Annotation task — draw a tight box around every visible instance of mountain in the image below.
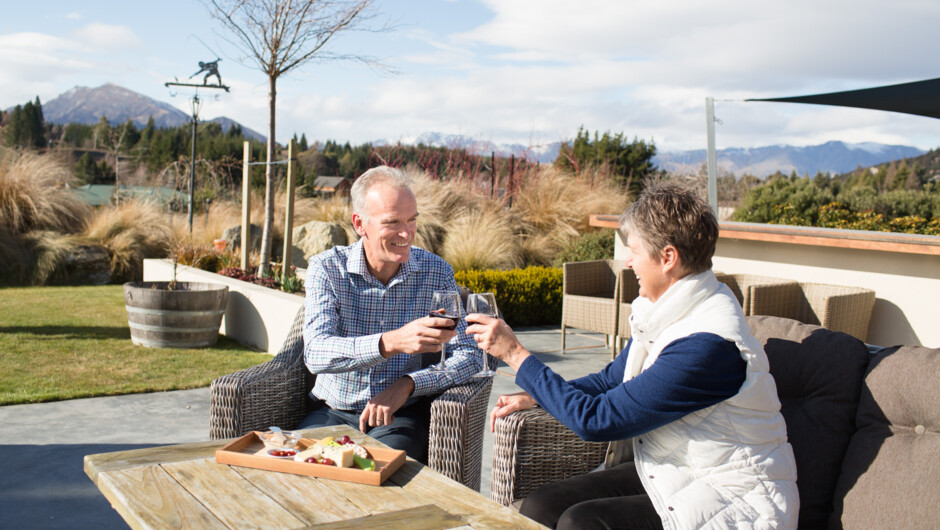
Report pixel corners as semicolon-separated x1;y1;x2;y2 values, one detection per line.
205;116;266;143
376;133;924;178
374;132;562;164
653;141;926;178
35;83;265;141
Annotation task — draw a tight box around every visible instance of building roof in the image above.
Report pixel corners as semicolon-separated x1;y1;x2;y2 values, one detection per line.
311;176;350;191
70;184;187;206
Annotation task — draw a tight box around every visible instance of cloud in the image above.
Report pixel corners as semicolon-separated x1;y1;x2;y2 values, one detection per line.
65;12;82;21
70;23;142;52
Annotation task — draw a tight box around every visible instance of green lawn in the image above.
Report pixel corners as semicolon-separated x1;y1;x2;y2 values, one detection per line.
0;284;273;405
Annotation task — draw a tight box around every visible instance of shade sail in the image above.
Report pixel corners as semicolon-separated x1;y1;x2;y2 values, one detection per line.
746;77;940;120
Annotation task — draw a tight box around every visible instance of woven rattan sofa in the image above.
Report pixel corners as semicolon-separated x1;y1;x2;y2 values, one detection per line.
491;315;939;528
210;306;495;491
560;259;627;358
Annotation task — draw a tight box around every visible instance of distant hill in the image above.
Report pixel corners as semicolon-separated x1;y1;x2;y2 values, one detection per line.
375;133;925;179
373;132;562;164
653;141;926;178
34;83;265;142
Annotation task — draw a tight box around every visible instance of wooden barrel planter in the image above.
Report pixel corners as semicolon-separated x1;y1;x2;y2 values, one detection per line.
123;281;229;348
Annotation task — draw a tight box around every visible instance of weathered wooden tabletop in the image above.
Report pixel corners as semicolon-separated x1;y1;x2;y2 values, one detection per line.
84;424;544;529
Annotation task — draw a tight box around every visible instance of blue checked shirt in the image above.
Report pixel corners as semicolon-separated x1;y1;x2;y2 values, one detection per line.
303;240;483;411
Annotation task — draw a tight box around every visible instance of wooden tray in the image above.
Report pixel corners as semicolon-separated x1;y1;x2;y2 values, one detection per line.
215;432;406;486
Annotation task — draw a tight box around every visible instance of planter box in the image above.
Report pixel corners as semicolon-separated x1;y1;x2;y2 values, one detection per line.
143;259;304;354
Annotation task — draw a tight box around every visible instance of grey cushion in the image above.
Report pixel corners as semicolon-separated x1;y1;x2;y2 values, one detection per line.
828;345;940;529
746;315;871;530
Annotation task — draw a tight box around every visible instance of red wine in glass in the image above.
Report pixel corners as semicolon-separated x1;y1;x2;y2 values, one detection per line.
429;311;460;330
429;290;461;371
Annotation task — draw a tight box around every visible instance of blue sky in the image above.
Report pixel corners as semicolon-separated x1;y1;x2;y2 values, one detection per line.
3;0;940;153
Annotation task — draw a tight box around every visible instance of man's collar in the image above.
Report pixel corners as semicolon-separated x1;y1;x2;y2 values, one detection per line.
347;240;420;285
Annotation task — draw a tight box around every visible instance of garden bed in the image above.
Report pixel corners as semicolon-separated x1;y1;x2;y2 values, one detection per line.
143;259;305;354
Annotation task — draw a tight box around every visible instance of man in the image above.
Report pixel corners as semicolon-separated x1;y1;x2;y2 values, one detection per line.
300;165;481;462
467;186;798;529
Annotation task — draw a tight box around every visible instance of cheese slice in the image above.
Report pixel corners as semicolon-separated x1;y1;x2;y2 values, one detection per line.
293;447;321;463
314;443;354;467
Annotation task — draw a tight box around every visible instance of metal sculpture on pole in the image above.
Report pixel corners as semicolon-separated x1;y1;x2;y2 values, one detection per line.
164;60;230;233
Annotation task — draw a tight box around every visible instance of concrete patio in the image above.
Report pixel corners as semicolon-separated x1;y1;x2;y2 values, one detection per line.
0;327;614;529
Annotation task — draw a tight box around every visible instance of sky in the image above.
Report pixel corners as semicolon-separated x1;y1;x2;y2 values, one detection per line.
2;0;940;154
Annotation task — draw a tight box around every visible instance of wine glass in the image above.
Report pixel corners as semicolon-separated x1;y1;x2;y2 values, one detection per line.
428;290;461;371
467;292;498;377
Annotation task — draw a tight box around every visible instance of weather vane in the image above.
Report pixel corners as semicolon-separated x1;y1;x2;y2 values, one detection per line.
163;57;231;234
165;58;230;92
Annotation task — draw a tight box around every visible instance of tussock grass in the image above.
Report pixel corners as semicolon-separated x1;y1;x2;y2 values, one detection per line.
20;230;90;285
83;199;173;282
0;149;89;234
442;204;524;271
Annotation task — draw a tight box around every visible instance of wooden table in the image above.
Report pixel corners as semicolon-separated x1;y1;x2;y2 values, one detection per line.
84;425;544;529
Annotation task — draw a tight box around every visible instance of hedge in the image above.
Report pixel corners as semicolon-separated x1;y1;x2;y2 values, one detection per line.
455;266;563;327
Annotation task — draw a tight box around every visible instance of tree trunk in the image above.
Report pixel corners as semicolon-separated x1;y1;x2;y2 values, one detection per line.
258;75;277;276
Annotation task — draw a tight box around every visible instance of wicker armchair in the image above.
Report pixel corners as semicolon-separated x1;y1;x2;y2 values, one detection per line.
561;259;627;358
790;282;876;341
209;306;495;491
615;268;641;355
490;407;607;507
713;273;801;316
714;274;876;341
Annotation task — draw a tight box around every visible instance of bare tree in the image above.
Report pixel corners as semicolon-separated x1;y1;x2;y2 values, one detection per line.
203;0;384;274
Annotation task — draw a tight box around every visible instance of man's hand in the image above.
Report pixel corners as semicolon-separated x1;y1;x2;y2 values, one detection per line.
358;376;415;432
465;314;531;370
489;391;537;432
379;316;458;358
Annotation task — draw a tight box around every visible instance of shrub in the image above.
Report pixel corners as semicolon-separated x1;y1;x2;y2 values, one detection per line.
553;230;615;267
0;149;89;235
442;205;523;271
83;199;173;282
455;266;562;327
734;175;833;225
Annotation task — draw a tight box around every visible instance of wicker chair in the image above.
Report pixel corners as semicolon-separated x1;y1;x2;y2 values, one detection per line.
713;273;801;316
789;282;876;341
714;274;876;341
209;305;495;491
561;259;627;358
615;268;641;355
490;407;607;507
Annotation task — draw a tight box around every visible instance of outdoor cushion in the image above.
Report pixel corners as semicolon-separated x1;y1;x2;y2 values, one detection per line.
828;345;940;529
746;315;871;530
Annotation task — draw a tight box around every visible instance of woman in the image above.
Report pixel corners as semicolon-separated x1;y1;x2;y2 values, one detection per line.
466;186;798;529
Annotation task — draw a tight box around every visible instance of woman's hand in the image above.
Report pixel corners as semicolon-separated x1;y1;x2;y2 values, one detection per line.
489;391;537;432
465;313;531;370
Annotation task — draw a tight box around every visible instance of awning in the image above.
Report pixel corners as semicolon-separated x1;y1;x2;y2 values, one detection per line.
746;77;940;120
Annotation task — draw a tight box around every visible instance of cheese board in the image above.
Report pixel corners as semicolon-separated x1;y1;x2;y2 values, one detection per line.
215;431;406;486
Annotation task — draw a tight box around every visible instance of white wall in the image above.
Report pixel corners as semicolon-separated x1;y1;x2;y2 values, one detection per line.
613;231;940;347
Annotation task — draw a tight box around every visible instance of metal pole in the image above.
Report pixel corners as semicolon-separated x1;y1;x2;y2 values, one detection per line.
281;139;296;284
241;141;251;270
705;97;718;216
188;94;200;234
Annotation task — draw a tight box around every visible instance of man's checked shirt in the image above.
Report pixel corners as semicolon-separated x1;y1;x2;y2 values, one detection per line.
303;240;482;411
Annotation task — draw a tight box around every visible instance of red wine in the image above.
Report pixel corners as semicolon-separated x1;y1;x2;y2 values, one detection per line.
429;311;459;330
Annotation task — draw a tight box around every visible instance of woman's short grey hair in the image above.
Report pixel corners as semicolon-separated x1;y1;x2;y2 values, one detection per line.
350;166;412;222
618;185;718;274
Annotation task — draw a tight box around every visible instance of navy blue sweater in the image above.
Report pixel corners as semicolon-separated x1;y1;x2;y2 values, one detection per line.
515;333;747;442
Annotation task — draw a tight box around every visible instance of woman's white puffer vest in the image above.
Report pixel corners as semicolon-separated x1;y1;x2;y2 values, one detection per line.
626;272;799;529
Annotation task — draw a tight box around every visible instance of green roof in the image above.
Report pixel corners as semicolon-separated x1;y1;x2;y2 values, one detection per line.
70;184;187;206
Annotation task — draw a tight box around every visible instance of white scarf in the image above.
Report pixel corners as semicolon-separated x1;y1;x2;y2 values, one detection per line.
623;271;721;382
